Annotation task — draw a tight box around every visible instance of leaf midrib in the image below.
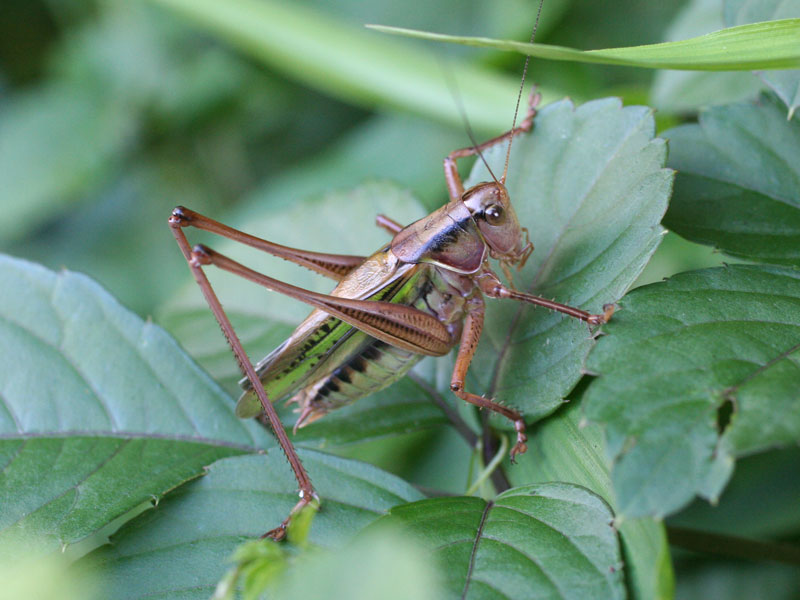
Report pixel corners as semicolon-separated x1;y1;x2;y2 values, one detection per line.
0;431;262;453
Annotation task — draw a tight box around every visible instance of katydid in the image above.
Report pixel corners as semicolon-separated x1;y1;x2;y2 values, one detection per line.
168;8;613;541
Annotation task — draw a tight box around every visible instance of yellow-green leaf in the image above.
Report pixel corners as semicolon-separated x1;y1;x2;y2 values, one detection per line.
369;19;800;71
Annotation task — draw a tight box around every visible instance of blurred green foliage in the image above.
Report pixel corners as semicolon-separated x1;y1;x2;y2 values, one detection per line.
2;0;798;598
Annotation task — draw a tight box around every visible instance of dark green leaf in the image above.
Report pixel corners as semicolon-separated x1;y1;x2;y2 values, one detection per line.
466;98;671;422
377;483;624;599
675;561;800;600
84;451;423;599
584;264;800;518
670;446;800;539
0;255;272;556
663;93;800;266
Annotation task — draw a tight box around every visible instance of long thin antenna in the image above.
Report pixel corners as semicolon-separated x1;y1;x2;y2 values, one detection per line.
441;60;499;184
501;0;545;184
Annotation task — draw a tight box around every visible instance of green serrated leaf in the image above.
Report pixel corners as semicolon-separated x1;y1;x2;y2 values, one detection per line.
584;264;800;518
663;93;800;266
376;483;624;599
82;450;423;599
466;98;671;422
370;18;800;71
0;255;273;557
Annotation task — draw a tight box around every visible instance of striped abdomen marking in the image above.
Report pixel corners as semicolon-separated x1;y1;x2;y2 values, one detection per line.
291;337;423;427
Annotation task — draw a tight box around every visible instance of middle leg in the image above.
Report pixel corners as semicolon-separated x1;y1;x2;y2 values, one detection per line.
375;214;404;235
450;294;528;461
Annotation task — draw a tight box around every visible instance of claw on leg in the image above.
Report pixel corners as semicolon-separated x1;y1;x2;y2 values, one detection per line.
509;419;528;463
260;490;320;541
587;303;616;326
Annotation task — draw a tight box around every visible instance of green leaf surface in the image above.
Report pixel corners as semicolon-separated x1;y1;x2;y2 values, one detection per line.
377;483;624;599
370;18;800;71
84;450;423;599
669;446;800;540
146;0;558;134
0;255;273;556
465;98;671;422
663;93;800;266
725;0;800;118
584;264;800;518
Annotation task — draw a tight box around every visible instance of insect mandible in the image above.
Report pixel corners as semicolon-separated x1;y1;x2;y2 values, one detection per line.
168;15;614;541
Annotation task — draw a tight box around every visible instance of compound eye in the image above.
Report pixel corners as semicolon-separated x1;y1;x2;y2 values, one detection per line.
484;204;505;225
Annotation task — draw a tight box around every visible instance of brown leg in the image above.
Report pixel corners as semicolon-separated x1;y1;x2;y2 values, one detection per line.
450;295;528;461
478;269;615;325
444;90;541;202
375;214;404;235
170;206;364;281
169;215;315;541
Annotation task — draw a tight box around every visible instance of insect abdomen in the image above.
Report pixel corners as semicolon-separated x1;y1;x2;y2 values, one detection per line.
291;264;471;426
289;335;423;426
